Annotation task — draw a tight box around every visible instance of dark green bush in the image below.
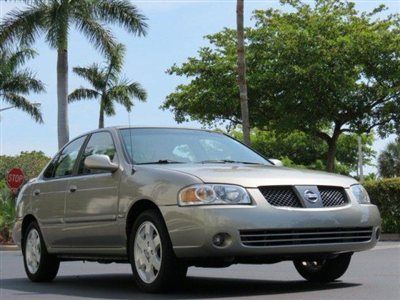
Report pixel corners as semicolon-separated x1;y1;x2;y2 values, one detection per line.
0;187;15;244
364;178;400;233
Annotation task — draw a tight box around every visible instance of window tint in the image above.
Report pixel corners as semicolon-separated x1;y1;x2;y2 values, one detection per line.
52;136;86;178
78;132;116;174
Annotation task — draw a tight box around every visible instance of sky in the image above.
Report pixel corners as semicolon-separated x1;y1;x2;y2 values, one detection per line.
0;0;398;174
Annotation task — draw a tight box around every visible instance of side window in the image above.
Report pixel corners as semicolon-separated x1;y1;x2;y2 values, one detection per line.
78;132;116;175
52;136;86;178
43;155;60;179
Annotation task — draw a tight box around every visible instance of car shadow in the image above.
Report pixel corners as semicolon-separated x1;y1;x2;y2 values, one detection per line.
0;274;360;299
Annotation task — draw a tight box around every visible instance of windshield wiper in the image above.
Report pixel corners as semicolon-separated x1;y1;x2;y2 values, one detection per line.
198;159;265;165
137;159;186;165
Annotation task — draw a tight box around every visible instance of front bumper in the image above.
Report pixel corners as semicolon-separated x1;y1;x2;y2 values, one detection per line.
161;188;381;258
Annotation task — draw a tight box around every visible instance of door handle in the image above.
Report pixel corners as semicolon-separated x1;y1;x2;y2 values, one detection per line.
33;189;40;196
69;185;77;193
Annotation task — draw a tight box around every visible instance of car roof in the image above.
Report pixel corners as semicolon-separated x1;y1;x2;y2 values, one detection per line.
90;126;217;134
70;126;221;139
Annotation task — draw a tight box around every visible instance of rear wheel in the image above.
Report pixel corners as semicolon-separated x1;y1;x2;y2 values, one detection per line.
129;210;187;293
293;253;352;283
23;221;60;282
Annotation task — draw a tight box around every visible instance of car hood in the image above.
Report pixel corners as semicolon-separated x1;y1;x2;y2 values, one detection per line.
152;164;358;188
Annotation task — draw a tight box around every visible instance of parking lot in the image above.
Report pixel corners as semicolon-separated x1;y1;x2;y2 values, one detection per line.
1;242;399;300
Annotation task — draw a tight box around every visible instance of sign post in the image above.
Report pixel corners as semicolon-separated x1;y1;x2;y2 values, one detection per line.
6;168;25;194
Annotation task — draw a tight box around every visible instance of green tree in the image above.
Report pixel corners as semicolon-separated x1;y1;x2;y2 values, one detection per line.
0;151;50;180
232;128;374;175
163;0;400;172
69;44;146;128
378;140;400;178
0;0;147;149
0;47;43;122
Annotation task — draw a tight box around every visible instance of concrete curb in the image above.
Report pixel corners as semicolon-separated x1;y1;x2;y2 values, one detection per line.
381;233;400;241
0;245;19;251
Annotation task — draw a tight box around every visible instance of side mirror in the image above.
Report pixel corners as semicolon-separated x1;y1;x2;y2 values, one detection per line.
84;155;119;172
269;159;283;167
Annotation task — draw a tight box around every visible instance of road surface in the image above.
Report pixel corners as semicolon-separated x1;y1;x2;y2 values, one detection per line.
1;242;399;300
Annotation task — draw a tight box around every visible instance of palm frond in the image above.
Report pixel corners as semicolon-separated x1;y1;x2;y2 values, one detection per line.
0;47;44;123
108;43;125;79
72;65;106;90
102;99;116;116
94;0;148;37
6;48;37;70
107;81;147;111
72;13;116;56
45;0;69;49
0;2;48;46
1;71;45;94
125;81;147;101
68;88;100;103
1;93;43;123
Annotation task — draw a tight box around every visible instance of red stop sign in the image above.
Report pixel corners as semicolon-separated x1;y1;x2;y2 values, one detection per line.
6;168;25;193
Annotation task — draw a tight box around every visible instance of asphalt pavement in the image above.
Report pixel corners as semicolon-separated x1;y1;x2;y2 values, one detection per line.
1;242;399;300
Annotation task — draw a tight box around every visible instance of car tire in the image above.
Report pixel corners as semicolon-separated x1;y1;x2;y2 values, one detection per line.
129;209;187;293
293;253;352;283
23;221;60;282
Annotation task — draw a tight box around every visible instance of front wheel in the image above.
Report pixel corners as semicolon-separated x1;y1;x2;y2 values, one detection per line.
293;253;352;283
23;221;60;282
129;210;187;293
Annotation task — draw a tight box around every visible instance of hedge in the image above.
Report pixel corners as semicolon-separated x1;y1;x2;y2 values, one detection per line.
0;187;15;244
364;177;400;233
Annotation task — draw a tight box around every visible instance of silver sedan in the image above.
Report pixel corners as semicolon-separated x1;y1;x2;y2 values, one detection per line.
13;127;381;293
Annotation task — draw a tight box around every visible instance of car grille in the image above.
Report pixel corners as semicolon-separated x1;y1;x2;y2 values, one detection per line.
240;227;373;247
258;186;302;207
259;186;348;208
319;186;347;207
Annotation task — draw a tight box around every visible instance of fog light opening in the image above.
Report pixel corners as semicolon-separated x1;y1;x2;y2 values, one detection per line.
212;233;231;247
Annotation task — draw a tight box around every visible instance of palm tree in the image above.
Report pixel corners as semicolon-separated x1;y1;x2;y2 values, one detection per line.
0;47;44;122
69;44;146;128
236;0;251;146
0;0;147;149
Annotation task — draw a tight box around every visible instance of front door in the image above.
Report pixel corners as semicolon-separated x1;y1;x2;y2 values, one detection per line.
64;131;122;249
32;136;87;248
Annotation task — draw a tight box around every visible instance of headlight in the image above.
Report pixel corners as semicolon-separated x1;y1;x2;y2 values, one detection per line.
351;184;370;204
179;184;251;206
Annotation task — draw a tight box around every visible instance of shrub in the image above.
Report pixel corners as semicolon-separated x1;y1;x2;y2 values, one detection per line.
0;187;16;244
0;151;50;181
364;178;400;233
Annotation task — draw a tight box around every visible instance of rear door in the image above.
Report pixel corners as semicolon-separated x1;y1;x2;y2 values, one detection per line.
64;131;122;248
31;136;87;248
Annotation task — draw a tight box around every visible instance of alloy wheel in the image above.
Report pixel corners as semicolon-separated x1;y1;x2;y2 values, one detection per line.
134;221;162;284
25;228;41;274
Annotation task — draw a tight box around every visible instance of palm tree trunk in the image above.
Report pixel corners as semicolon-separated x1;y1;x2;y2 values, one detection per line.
57;49;69;149
99;100;105;129
236;0;251;146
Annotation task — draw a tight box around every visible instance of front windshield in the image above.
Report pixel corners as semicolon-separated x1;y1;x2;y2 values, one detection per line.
119;128;270;165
